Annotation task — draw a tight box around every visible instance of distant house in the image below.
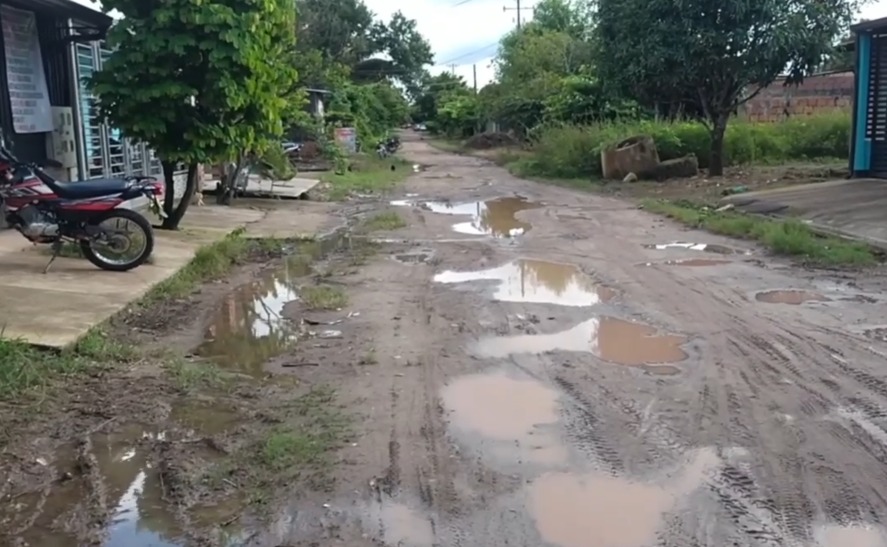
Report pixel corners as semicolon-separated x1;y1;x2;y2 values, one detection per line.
305;88;330;119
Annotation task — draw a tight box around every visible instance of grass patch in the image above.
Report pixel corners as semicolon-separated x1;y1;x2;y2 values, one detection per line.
74;328;139;361
361;211;406;231
643;199;877;266
164;357;223;391
0;338;90;399
299;285;348;310
322;155;412;200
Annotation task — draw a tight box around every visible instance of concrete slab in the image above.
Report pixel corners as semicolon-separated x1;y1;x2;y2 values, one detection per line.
0;205;264;348
721;178;887;248
242;176;320;199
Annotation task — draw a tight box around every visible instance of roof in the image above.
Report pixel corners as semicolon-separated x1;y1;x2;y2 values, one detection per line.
7;0;113;27
851;16;887;32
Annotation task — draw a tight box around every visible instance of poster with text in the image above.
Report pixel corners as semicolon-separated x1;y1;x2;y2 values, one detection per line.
1;5;53;133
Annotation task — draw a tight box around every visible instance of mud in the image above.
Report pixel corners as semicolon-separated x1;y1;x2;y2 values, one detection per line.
434;258;613;306
662;258;731;266
9;133;887;547
756;289;831;305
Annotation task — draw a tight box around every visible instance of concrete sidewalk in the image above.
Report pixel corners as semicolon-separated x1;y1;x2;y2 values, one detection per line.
0;205;284;347
720;178;887;249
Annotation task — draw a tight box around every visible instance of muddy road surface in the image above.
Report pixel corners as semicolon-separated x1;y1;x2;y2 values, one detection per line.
6;134;887;547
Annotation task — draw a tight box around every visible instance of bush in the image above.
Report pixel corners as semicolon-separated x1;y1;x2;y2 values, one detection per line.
523;111;851;179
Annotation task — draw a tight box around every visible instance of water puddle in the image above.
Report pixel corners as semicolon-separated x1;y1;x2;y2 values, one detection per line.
392;196;541;238
814;524;887;546
645;242;744;254
474;317;687;368
527;448;720;547
170;400;241;436
367;502;434;546
441;371;567;465
434;259;612;306
755;289;830;305
663;258;730;267
196;265;301;375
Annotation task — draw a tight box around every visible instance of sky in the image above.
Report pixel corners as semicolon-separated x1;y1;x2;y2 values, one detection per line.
71;0;887;90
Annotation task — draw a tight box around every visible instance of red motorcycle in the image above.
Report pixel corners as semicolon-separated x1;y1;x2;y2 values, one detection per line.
0;138;164;273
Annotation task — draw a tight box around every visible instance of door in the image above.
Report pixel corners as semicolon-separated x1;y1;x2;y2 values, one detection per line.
868;32;887;175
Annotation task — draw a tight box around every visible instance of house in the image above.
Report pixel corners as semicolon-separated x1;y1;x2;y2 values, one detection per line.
850;17;887;177
305;87;330;119
0;0;164;182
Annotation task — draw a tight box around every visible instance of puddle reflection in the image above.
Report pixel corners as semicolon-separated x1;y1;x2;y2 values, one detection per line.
527;448;720;547
197;265;301;374
434;259;611;306
474;317;687;369
392;196;541;238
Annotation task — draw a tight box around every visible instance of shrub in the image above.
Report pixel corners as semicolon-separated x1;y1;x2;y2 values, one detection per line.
524;111;851;178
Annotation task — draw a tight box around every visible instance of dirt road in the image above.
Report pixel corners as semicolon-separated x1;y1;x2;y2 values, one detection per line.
6;134;887;547
250;134;887;547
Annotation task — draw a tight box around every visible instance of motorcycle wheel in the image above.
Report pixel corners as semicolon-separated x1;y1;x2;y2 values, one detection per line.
80;208;155;272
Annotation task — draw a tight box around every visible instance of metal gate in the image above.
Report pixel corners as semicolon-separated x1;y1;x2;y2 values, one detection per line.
867;33;887;174
74;41;162;179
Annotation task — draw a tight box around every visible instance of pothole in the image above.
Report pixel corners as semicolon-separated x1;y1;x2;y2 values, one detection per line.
441;370;567;465
644;242;746;255
527;448;720;547
367;502;434;546
391;196;542;238
393;249;435;263
662;258;731;266
473;317;687;369
755;289;830;305
195;265;301;375
433;258;612;306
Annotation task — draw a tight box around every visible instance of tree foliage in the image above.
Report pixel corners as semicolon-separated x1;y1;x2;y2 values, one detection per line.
596;0;860;175
92;0;302;226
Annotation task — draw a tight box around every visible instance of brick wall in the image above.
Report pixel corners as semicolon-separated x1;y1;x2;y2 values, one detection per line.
741;71;854;122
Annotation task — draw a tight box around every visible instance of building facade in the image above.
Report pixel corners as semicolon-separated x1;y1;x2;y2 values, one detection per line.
851;17;887;177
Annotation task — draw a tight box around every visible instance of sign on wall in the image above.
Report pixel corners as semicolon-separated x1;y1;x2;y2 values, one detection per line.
0;5;53;133
334;127;357;153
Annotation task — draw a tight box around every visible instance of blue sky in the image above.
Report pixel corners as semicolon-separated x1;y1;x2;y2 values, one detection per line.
72;0;887;90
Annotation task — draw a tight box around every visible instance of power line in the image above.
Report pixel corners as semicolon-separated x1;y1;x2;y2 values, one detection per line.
453;0;475;5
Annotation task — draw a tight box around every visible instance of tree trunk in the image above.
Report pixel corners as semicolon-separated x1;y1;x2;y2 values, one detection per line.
160;162;198;230
708;116;729;177
216;153;247;206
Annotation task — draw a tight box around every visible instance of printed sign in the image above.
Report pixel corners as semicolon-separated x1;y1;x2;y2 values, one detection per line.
1;5;53;133
334;127;357;153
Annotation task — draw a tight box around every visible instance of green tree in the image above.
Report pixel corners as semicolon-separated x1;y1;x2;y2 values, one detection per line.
596;0;859;175
412;73;470;123
92;0;302;227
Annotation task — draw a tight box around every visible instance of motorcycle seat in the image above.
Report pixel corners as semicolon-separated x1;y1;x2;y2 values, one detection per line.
49;177;133;199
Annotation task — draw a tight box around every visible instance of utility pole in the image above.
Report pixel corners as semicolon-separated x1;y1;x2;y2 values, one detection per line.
503;1;533;29
473;64;477;92
450;64;456;75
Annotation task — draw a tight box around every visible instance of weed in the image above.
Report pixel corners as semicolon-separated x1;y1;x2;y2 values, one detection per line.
74;328;139;361
0;338;89;399
165;358;223;391
643;199;876;266
322;155;412;200
299;285;348;310
361;211;406;231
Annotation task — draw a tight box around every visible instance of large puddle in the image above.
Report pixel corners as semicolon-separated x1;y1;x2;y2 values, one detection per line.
441;371;567;465
196;264;302;375
434;259;612;306
474;317;687;370
392;196;541;237
527;448;720;547
645;242;744;255
755;289;830;305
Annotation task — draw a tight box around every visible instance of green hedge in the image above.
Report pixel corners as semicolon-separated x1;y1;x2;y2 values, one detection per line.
517;111;851;179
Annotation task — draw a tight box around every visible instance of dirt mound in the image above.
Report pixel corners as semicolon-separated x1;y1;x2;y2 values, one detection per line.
465;132;518;150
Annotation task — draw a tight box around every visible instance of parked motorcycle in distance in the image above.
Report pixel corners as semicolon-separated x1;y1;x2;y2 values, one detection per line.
376;136;401;158
0;132;164;273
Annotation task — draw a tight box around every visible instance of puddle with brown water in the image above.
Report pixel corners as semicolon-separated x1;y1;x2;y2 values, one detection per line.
474;317;687;368
196;264;302;375
663;258;730;266
367;502;434;546
392;196;542;237
441;371;567;464
527;448;720;547
755;289;830;305
434;259;612;306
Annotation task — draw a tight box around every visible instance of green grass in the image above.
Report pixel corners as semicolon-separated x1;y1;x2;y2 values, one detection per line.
144;229;251;302
165;357;224;391
643;199;877;266
260;387;349;468
0;338;90;399
299;285;348;310
73;328;139;361
322;155;412;200
361;211;406;231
